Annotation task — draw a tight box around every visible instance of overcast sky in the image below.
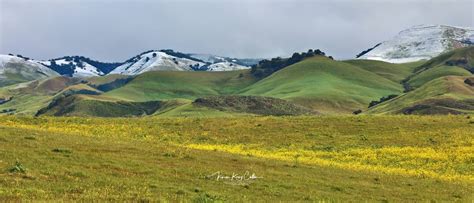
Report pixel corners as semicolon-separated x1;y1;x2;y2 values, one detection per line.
0;0;472;62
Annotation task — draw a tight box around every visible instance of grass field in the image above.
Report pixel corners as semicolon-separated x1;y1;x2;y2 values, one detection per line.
0;115;473;201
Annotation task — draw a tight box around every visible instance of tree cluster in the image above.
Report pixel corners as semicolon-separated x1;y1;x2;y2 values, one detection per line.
368;94;398;108
251;49;328;78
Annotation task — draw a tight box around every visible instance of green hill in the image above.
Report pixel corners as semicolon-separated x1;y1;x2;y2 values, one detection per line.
103;70;257;101
240;56;403;113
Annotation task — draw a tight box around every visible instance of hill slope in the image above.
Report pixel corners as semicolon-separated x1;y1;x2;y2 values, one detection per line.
368;76;474;114
241;56;404;113
406;46;474;90
343;59;423;83
104;70;257;101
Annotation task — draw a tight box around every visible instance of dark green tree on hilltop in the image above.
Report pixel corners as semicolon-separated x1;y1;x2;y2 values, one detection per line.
251;49;328;78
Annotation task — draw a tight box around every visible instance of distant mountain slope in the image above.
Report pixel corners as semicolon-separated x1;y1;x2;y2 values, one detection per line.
110;50;205;75
0;55;59;87
2;50;259;78
241;56;404;114
189;53;261;67
111;50;252;75
358;25;474;63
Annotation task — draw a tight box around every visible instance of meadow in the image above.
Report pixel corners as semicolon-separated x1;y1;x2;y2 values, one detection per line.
0;115;473;201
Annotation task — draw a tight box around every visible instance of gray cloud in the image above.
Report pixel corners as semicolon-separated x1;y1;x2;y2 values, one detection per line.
0;0;472;62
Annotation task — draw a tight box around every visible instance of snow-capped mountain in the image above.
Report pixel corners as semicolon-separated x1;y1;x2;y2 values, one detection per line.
190;54;261;67
110;50;206;75
38;56;122;77
0;50;261;78
110;50;256;75
206;62;249;71
357;24;474;63
0;54;59;86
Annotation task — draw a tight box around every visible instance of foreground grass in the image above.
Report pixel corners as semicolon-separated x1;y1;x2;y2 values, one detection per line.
0;115;473;201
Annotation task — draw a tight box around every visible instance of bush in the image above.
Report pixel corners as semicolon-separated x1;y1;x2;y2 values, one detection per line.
9;161;26;173
52;148;72;154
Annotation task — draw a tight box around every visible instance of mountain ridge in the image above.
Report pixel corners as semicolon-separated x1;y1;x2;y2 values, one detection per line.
0;50;260;78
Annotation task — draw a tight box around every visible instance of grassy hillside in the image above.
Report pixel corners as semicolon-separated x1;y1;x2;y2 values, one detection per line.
0;116;472;201
407;65;471;88
104;70;257;101
155;101;252;117
35;94;165;117
343;59;423;83
368;76;474;114
241;56;404;113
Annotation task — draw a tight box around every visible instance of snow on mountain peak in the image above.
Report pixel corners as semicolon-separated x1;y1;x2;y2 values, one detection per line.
37;56;123;78
110;50;206;75
111;50;254;75
358;24;474;63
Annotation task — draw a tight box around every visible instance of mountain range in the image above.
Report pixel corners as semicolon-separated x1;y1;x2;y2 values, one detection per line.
1;49;260;79
0;24;473;116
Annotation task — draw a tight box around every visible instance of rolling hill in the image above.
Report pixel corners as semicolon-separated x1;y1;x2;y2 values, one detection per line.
241;56;404;114
103;70;257;101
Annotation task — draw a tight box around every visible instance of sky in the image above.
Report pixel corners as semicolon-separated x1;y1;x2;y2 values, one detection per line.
0;0;473;62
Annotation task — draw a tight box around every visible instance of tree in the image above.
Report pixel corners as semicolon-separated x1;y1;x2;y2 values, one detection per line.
152;53;157;57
